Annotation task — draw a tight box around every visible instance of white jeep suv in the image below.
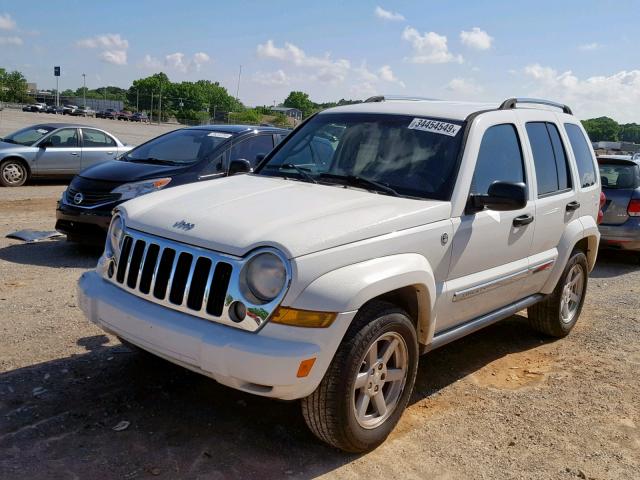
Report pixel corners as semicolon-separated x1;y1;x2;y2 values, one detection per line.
78;97;601;452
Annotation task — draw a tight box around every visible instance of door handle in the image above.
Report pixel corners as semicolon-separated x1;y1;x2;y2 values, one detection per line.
513;214;534;227
70;152;79;156
566;201;580;212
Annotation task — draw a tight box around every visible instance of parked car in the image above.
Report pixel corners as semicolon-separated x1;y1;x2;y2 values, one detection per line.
0;123;132;187
72;106;96;117
22;103;46;112
597;155;640;252
62;104;79;115
22;105;32;112
130;112;149;123
45;104;64;114
97;108;118;119
56;124;288;243
117;111;132;121
78;97;601;452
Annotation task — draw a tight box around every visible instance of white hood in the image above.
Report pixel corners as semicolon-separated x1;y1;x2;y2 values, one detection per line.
121;175;451;258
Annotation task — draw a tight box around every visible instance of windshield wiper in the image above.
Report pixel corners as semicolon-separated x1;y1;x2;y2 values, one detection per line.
319;173;399;197
264;163;318;183
128;157;182;166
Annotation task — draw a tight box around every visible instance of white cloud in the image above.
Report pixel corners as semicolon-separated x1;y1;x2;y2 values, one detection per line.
76;33;129;65
460;27;493;50
374;6;405;21
578;42;601;51
254;69;290;86
0;35;22;46
139;52;211;73
378;65;405;87
0;13;16;30
401;27;463;64
99;49;127;65
76;33;128;50
523;63;640;122
446;77;483;95
257;40;350;83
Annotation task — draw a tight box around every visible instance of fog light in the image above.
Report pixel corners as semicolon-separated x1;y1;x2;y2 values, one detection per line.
229;301;247;323
107;261;115;278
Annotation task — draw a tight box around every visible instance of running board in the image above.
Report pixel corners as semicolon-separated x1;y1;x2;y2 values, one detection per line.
427;294;545;352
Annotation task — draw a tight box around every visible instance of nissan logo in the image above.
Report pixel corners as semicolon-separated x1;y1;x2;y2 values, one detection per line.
73;192;84;205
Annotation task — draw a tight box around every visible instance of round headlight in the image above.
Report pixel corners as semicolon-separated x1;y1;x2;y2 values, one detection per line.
245;252;286;302
108;214;124;259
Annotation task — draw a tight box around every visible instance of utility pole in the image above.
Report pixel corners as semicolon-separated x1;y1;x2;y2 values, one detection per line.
235;65;242;100
150;92;154;122
82;73;86;107
158;87;162;125
212;105;217;124
136;90;139;112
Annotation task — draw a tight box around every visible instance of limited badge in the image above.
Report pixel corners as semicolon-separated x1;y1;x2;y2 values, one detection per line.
408;118;461;137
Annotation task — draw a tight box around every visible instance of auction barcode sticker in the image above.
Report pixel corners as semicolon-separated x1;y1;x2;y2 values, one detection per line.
208;132;232;138
408;118;461;137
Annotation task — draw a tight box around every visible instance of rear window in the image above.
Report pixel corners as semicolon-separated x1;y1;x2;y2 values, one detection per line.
564;123;597;188
598;163;638;189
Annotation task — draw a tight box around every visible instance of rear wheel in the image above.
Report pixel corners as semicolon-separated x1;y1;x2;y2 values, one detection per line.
528;249;588;337
301;301;418;452
0;159;28;187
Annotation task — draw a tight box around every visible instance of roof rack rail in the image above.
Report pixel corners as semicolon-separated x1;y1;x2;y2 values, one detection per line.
364;95;440;103
499;97;573;115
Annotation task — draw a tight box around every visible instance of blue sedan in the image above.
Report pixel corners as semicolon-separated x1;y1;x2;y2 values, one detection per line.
0;123;132;186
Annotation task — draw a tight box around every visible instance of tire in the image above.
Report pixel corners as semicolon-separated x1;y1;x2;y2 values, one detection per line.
301;300;419;452
0;158;29;187
527;249;588;337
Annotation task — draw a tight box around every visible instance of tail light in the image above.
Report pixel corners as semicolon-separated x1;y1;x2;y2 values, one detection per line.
628;198;640;217
598;191;606;224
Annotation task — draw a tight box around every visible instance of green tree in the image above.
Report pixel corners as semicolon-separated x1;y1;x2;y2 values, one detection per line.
0;69;29;102
619;123;640;144
582;117;620;142
283;91;315;118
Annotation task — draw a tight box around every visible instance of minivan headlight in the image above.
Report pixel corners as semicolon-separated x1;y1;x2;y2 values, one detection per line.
111;177;172;201
243;252;287;302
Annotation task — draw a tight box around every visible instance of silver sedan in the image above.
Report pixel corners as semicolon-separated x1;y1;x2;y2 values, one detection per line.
0;123;132;186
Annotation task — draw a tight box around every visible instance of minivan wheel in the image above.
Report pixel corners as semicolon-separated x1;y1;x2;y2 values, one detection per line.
527;250;588;337
301;301;418;452
0;159;28;187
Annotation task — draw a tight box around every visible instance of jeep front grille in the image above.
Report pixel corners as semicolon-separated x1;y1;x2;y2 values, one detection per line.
104;229;289;332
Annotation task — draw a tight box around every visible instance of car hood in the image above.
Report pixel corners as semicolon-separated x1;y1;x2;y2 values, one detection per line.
79;159;190;183
0;141;35;155
121;175;451;258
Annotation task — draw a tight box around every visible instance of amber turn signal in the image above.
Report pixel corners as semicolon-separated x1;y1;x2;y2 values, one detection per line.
297;358;316;378
270;307;337;328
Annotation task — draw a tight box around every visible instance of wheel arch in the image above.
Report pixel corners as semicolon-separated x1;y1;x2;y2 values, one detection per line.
286;253;436;347
1;155;31;174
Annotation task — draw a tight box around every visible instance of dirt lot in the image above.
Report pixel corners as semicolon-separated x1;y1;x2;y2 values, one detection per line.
0;109;180;146
0;185;639;480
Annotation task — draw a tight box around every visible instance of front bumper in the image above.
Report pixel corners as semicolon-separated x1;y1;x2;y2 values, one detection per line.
78;271;354;400
599;218;640;251
55;201;113;241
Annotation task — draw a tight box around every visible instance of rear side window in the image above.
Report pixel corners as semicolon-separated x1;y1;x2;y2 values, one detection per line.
471;124;525;195
82;128;116;148
230;135;274;167
565;123;597;188
526;122;572;196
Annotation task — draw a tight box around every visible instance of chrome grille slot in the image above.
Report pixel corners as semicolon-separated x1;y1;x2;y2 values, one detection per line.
67;187;120;207
105;229;289;332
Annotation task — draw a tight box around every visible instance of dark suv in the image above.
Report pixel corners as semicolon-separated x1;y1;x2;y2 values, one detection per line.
56;124;289;243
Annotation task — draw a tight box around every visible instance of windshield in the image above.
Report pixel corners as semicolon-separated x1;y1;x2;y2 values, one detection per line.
122;128;232;165
2;125;57;146
256;113;465;200
599;163;638;189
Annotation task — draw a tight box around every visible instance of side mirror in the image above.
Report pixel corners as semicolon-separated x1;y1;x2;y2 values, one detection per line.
468;181;527;212
228;159;251;176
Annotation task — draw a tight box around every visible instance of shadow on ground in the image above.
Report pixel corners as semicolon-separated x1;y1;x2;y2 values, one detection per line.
590;249;640;279
0;238;101;268
0;316;551;479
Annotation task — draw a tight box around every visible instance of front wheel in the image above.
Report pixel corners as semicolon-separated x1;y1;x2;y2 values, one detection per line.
301;301;418;452
528;249;588;337
0;159;28;187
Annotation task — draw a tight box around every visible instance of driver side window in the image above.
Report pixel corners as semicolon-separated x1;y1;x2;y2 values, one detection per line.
43;128;79;148
471;124;525;195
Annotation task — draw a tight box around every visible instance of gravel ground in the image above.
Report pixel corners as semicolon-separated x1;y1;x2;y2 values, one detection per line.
0;109;183;147
0;185;639;479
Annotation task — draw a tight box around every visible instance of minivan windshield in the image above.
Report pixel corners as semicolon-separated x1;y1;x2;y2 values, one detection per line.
2;125;57;146
122;128;232;165
256;113;465;200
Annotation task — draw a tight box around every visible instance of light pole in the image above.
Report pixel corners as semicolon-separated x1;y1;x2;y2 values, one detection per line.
136;89;139;112
82;73;86;107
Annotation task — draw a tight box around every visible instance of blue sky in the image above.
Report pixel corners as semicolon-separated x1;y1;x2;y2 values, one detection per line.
1;0;639;121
